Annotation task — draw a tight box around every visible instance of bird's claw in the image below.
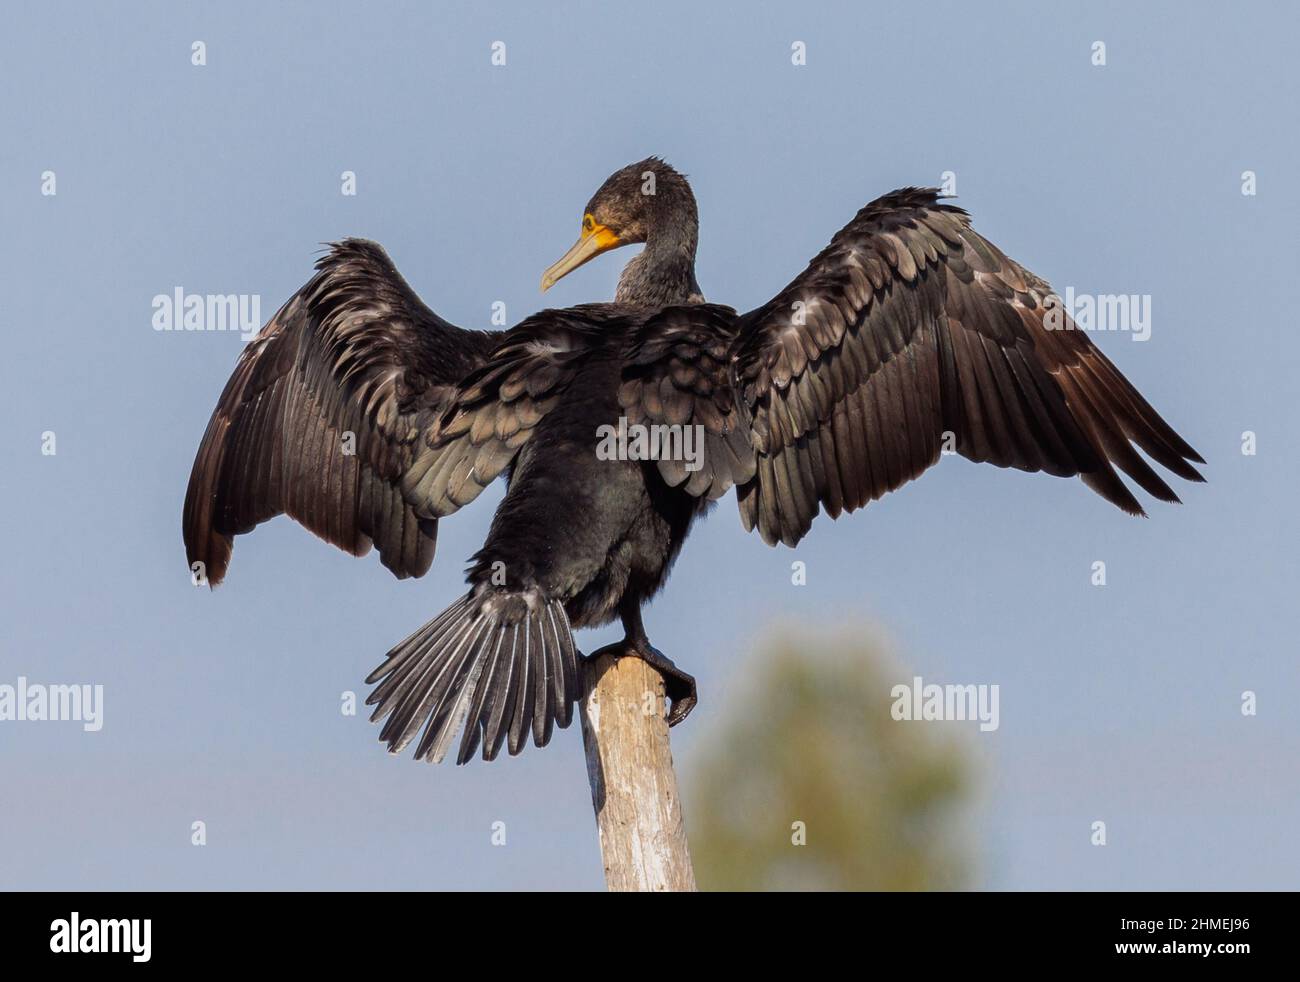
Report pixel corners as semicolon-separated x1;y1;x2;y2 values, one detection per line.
585;639;698;726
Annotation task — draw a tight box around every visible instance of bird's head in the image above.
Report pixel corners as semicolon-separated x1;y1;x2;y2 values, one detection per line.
541;157;696;292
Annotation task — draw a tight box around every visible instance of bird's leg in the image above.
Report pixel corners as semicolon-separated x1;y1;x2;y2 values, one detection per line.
585;602;697;727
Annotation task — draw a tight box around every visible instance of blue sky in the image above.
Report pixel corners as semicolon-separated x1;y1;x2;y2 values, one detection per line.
1;0;1296;889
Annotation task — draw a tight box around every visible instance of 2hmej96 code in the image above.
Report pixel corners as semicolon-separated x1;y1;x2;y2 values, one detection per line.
1121;919;1250;934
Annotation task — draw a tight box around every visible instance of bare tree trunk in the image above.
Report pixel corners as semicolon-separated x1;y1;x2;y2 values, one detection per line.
579;653;697;892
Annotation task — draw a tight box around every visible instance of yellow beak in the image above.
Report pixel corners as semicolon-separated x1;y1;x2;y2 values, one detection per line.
541;223;621;292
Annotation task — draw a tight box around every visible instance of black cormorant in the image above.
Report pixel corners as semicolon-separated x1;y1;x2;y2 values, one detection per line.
183;158;1204;765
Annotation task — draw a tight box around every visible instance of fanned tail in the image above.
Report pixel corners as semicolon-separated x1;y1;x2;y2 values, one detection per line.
365;587;581;765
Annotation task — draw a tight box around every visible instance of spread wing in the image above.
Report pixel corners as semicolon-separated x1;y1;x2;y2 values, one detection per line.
728;187;1204;546
182;239;498;585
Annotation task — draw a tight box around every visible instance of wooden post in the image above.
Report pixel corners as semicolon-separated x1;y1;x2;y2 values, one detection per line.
579;653;697;891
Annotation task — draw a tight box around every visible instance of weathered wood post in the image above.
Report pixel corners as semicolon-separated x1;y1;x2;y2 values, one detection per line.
579;653;697;891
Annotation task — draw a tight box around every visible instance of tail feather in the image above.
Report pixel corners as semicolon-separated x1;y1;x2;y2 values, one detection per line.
365;588;580;765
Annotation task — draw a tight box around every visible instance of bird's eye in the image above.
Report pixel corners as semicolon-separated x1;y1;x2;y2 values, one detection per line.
582;215;595;232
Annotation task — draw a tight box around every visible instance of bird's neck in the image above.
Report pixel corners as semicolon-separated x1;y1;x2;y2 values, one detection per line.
615;194;703;307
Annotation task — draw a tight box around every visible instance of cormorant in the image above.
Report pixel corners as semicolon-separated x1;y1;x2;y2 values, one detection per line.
183;158;1204;765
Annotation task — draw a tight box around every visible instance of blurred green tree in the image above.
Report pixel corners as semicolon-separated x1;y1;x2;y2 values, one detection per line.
686;629;975;891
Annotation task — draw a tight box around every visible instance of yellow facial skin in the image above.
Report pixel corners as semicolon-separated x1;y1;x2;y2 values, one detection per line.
540;214;622;291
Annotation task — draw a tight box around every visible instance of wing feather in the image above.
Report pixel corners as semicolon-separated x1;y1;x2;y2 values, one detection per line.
183;239;496;584
729;188;1204;546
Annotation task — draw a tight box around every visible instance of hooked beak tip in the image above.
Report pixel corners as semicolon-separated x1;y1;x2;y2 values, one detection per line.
540;225;620;297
